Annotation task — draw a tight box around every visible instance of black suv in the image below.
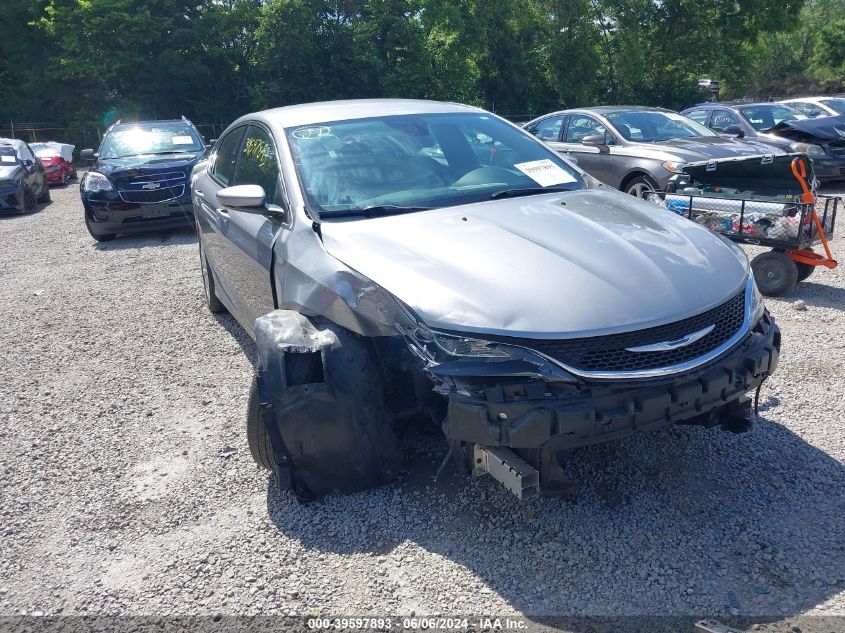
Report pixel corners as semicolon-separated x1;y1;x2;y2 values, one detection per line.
79;118;207;241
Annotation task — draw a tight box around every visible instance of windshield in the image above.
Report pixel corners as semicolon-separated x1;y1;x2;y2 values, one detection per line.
738;105;803;131
819;98;845;115
604;111;713;141
0;146;19;165
286;112;584;217
99;123;203;159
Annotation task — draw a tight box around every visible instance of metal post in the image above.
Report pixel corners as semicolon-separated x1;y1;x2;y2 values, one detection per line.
10;121;14;139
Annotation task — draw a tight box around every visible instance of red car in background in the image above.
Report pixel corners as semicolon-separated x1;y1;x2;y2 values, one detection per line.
30;142;76;185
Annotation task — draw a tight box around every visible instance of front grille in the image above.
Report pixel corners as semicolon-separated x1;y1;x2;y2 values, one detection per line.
499;289;746;374
118;171;186;204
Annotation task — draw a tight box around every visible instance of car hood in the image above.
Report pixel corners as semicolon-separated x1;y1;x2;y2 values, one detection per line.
769;114;845;142
95;152;204;177
646;136;783;161
0;165;22;181
319;189;748;338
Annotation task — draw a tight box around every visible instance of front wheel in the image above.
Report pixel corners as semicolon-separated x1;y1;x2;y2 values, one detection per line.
246;376;275;470
21;187;36;214
625;175;659;198
84;211;116;242
38;183;51;203
751;250;798;296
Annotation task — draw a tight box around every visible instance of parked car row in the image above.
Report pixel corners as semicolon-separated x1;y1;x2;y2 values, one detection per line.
25;95;839;500
524;99;845;196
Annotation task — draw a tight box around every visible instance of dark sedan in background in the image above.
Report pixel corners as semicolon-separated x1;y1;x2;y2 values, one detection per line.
0;138;50;213
79;118;207;241
680;102;803;149
524;106;782;196
682;103;845;181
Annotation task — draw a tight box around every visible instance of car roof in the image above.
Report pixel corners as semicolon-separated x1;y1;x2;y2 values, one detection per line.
243;99;483;129
544;105;674;116
111;119;193;131
0;138;28;152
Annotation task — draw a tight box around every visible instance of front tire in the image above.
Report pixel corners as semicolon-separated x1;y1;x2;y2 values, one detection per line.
751;251;798;296
21;187;36;214
84;214;116;242
624;175;659;198
38;183;51;203
246;376;275;470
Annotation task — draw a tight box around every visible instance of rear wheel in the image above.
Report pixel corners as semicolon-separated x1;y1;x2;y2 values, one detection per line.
751;250;798;296
624;175;659;198
198;238;226;313
38;183;50;203
794;249;816;282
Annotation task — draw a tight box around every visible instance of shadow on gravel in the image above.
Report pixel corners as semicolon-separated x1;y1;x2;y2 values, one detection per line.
93;225;196;251
213;312;257;367
265;415;845;623
791;281;845;311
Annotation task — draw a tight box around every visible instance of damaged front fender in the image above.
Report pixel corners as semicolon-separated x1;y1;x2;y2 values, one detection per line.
254;310;401;499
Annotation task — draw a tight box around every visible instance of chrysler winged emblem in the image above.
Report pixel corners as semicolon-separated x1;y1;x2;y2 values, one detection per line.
625;324;715;353
141;182;161;190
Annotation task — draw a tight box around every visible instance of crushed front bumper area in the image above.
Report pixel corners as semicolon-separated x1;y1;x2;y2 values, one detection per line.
442;312;780;453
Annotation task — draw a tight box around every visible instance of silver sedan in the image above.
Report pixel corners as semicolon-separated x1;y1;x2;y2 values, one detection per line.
524;106;782;196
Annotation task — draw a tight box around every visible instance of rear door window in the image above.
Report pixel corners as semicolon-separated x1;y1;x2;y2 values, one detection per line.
211;126;247;186
684;109;710;125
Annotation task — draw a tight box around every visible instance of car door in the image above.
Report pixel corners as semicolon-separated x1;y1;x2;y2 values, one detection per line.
557;114;616;184
194;124;247;309
19;143;44;194
209;124;287;334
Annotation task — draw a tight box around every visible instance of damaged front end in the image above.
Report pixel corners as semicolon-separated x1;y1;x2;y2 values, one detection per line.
254;272;779;501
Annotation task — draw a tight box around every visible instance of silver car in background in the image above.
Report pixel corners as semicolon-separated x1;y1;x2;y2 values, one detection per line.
524;106;782;196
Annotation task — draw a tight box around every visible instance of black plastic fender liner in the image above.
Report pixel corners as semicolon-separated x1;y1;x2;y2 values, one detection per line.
255;310;401;499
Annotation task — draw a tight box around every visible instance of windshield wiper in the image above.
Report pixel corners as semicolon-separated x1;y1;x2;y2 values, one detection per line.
489;186;573;200
325;204;434;219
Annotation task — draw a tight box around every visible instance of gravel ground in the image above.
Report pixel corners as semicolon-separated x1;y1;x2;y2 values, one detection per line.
0;183;844;630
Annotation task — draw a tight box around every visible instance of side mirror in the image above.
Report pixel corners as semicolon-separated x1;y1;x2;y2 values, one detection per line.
80;149;97;160
218;184;266;208
722;125;745;139
23;159;34;168
581;133;607;147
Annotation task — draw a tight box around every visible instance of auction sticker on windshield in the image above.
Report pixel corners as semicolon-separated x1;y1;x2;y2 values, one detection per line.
514;159;577;187
1;155;16;163
171;136;194;145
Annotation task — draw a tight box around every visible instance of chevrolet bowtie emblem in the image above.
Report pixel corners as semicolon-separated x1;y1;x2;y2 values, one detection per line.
625;324;715;353
141;182;161;190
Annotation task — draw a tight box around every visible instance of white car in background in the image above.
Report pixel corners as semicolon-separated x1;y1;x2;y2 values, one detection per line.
779;96;845;118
